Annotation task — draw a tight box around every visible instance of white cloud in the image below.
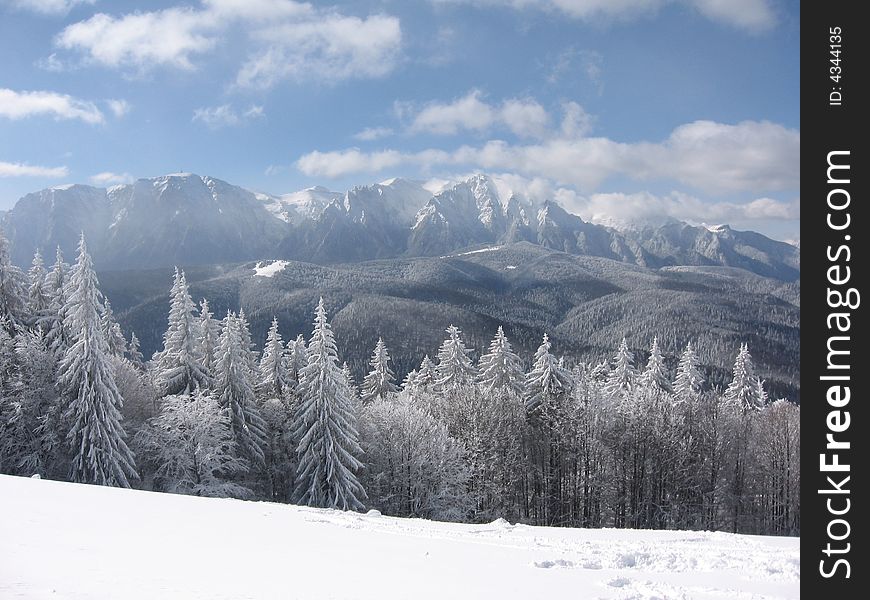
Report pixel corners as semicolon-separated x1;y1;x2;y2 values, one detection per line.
0;161;69;178
192;104;265;128
431;0;776;31
353;127;395;141
52;2;403;86
295;119;798;196
0;88;104;124
235;14;402;88
56;7;215;71
575;190;799;226
89;171;134;185
106;99;130;118
8;0;95;16
407;91;554;139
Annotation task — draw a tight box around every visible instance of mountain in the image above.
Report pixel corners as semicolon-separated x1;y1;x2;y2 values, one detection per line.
101;242;800;403
1;173;799;281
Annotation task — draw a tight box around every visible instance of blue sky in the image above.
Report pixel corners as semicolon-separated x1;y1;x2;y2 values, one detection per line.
0;0;799;240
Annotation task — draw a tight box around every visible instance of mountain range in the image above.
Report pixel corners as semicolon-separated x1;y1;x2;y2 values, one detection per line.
1;173;799;281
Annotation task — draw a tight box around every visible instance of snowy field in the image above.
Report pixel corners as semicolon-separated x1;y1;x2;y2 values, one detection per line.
0;475;799;600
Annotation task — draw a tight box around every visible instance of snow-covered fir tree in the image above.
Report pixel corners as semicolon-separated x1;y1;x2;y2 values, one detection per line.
724;344;765;411
673;342;704;403
257;317;290;400
638;336;670;394
27;249;52;317
101;299;127;358
135;387;251;498
604;337;638;401
292;298;365;511
154;268;210;396
58;235;138;487
360;337;397;403
198;298;220;374
477;326;525;395
435;325;477;391
524;333;573;412
42;247;69;351
414;355;436;390
287;334;307;384
0;228;26;330
401;368;419;392
126;332;145;368
215;312;267;466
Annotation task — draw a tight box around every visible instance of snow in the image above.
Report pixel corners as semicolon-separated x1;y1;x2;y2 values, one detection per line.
505;265;517;270
253;260;289;278
0;475;799;599
440;246;503;259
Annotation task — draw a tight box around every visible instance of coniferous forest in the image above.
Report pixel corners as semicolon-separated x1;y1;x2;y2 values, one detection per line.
1;232;799;536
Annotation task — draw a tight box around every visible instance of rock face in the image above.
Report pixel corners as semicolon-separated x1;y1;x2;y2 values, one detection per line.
1;173;799;281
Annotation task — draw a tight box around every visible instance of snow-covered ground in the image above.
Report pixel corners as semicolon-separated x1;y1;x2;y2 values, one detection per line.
253;260;290;278
0;475;799;599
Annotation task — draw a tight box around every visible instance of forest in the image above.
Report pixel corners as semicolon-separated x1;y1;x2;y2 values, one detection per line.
0;231;800;536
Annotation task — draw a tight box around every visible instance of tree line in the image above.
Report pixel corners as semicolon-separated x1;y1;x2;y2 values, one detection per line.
0;230;799;535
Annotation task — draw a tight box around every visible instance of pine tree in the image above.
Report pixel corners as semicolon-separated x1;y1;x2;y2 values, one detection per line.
524;333;573;411
258;317;290;400
414;355;436;390
638;336;671;393
673;341;704;403
198;298;220;374
215;312;267;466
604;337;638;401
477;326;525;395
155;268;210;395
360;337;398;403
27;249;52;317
58;235;138;487
237;308;258;376
435;325;477;391
0;227;26;330
292;298;365;510
724;344;765;411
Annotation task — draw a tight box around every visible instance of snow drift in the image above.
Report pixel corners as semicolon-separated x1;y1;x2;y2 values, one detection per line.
0;475;798;599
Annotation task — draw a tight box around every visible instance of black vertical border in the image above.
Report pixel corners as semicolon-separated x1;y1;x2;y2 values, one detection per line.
803;1;865;596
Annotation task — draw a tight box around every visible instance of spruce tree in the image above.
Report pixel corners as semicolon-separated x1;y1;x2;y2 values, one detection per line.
198;298;220;373
127;331;145;369
258;317;290;400
58;235;138;487
27;249;52;316
414;355;436;390
724;344;765;411
287;334;307;384
524;333;573;411
155;268;210;395
604;337;638;401
215;312;267;466
42;247;69;351
435;325;477;392
101;299;127;357
360;337;397;403
638;336;671;393
673;341;704;403
292;298;365;510
477;326;525;395
0;227;26;330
